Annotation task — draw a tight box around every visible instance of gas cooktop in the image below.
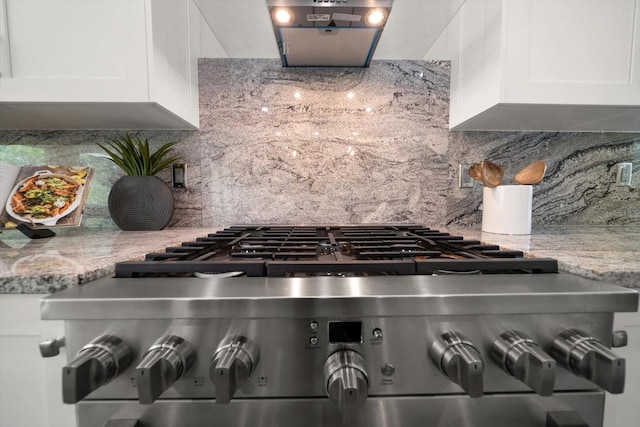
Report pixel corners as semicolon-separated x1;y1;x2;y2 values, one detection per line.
115;225;557;278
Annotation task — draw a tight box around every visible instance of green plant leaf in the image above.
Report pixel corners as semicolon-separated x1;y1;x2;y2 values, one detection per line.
140;138;151;175
97;142;133;175
97;134;178;176
150;141;177;163
149;155;179;176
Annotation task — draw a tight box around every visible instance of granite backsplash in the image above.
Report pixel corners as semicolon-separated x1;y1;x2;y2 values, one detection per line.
0;59;638;227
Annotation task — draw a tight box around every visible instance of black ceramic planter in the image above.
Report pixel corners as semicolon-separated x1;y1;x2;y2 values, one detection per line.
108;176;174;231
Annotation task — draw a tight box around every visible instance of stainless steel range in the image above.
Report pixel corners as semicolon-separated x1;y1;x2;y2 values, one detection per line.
40;225;639;427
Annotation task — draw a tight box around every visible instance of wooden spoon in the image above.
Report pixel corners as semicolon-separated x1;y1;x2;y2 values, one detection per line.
515;161;546;185
468;162;483;181
481;160;504;188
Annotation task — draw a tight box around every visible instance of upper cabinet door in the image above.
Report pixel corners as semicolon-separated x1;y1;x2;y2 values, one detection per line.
449;0;640;131
0;0;149;102
502;0;640;106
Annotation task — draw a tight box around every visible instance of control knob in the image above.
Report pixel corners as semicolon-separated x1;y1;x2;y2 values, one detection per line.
323;350;369;424
491;330;556;396
430;330;484;397
551;328;625;394
62;334;131;403
39;336;66;358
135;335;195;404
210;336;260;403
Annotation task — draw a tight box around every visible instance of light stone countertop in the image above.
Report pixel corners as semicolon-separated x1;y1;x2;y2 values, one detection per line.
443;225;640;289
0;225;215;294
1;224;638;294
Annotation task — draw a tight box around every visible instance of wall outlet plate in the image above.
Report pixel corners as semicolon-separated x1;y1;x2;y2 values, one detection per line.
172;163;187;188
459;164;474;188
616;163;632;187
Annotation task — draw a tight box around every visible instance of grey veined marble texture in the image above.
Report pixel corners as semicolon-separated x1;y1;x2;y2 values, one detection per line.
198;59;451;225
0;59;638;227
196;59;639;226
448;131;640;226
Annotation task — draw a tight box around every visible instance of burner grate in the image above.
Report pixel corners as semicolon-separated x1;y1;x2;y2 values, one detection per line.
114;225;558;278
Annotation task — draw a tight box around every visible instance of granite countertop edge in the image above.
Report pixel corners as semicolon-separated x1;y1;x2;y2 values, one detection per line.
1;225;638;294
443;225;640;290
0;226;214;295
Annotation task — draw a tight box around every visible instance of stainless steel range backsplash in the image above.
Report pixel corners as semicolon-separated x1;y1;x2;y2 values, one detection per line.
0;59;638;227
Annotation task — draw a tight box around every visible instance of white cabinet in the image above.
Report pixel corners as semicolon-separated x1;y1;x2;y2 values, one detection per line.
604;309;640;427
0;0;148;103
449;0;640;131
0;0;201;129
0;294;75;427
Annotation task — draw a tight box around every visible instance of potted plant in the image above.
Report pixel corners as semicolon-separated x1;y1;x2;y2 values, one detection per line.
98;134;178;230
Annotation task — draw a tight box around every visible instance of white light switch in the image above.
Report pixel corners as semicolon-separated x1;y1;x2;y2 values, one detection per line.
459;164;474;188
616;163;632;187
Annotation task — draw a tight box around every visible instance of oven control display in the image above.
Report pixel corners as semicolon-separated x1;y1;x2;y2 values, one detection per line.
328;321;363;344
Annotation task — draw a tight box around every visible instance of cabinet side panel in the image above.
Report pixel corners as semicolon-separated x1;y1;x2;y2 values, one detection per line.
0;295;75;427
449;0;503;128
603;311;640;427
147;0;199;127
0;0;11;83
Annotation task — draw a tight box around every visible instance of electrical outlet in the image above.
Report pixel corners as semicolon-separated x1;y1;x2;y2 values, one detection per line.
172;163;187;188
459;164;474;188
616;163;632;187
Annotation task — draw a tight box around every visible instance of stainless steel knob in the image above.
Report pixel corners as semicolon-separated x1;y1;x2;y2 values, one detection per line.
210;336;259;404
491;330;556;396
39;336;66;358
430;330;484;397
324;350;369;424
135;335;195;404
612;330;628;348
62;334;131;404
551;328;625;394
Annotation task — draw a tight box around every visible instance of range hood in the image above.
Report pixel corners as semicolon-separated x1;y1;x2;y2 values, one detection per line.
267;0;394;67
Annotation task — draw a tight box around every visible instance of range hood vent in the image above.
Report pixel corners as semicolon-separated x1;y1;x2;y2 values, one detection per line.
267;0;394;67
